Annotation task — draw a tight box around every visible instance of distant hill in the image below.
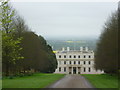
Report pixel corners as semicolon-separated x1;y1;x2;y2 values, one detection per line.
46;37;98;51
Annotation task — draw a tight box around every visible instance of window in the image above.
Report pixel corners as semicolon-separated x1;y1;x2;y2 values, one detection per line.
78;55;80;58
69;61;71;64
64;67;66;72
64;61;66;64
84;67;86;72
69;55;71;58
89;67;91;72
59;55;61;58
74;55;76;58
78;61;80;64
89;55;91;58
84;55;86;58
74;61;76;64
88;61;91;65
64;55;66;58
59;67;61;72
84;61;86;64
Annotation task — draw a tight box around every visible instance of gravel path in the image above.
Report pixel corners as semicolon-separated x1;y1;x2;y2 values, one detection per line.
47;74;95;88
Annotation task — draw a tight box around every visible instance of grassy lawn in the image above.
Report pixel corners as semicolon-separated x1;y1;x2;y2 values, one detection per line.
82;74;118;88
2;73;65;88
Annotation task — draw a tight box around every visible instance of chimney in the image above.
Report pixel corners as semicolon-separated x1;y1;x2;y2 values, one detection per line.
62;47;65;51
80;47;83;51
85;47;88;51
67;47;70;51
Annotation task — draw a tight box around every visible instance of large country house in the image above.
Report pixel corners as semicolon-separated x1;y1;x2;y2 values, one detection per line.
54;47;104;74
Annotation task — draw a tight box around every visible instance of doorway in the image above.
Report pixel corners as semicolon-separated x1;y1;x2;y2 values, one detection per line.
73;67;76;74
69;67;72;74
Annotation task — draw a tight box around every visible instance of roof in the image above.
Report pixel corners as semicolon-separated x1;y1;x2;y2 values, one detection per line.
56;50;94;54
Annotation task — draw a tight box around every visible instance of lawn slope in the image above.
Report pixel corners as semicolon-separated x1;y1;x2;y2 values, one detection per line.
82;74;118;88
3;73;65;88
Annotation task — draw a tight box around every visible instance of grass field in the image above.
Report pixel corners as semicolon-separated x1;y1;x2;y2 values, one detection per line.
82;74;118;88
2;73;65;88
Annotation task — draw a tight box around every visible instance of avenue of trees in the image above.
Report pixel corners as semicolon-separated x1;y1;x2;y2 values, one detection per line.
1;0;57;76
95;10;119;74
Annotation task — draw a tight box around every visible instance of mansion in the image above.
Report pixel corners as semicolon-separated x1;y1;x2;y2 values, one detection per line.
54;47;104;74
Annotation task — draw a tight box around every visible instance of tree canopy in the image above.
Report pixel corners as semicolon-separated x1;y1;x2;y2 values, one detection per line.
1;0;57;76
95;10;118;74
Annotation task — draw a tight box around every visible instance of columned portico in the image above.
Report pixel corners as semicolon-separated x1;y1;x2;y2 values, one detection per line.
68;65;81;74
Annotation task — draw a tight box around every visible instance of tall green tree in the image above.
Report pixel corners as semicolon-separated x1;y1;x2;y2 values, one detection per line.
95;11;118;74
1;0;57;75
38;36;57;73
1;0;23;76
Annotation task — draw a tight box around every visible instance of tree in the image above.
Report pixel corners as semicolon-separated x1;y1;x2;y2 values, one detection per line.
1;0;23;76
38;36;57;73
1;0;58;76
14;30;57;74
95;11;118;74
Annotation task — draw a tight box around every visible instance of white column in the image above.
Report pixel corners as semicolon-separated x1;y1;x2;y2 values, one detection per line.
76;67;78;74
67;67;69;74
77;67;79;74
72;67;73;74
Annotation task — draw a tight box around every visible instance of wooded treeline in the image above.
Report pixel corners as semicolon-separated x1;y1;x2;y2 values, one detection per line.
95;10;119;74
1;1;57;76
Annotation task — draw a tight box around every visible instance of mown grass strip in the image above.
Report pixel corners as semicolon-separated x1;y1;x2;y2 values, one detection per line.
2;73;65;88
82;74;118;88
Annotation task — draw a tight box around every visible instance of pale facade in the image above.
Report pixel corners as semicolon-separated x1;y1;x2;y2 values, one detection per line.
54;47;104;74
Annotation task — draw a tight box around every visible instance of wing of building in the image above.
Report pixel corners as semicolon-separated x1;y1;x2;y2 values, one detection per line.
54;47;104;74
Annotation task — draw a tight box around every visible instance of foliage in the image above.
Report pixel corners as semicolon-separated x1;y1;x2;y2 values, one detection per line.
16;31;57;73
1;0;23;76
2;32;23;64
95;11;118;74
1;0;58;76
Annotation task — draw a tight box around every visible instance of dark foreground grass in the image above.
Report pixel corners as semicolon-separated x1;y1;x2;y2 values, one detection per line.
82;74;118;88
2;73;65;88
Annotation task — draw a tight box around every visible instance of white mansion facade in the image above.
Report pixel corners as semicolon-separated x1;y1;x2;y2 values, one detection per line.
54;47;104;74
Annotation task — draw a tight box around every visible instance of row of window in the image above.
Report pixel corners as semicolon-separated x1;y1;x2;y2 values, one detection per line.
83;67;91;72
59;61;91;65
59;67;66;72
58;55;92;59
59;67;91;72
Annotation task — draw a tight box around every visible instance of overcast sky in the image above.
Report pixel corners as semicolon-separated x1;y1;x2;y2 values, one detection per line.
11;2;118;39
